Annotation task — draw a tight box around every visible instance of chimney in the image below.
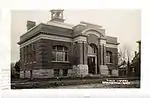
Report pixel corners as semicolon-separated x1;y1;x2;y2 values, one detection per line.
26;20;36;30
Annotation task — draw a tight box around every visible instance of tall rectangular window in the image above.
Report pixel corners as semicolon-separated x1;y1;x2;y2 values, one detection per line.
52;51;56;61
106;51;112;63
57;52;63;61
52;46;69;62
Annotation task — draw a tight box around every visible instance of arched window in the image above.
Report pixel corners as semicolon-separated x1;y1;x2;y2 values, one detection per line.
52;45;69;62
88;44;97;54
106;51;112;63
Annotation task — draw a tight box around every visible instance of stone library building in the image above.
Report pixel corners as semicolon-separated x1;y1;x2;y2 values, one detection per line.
18;10;119;78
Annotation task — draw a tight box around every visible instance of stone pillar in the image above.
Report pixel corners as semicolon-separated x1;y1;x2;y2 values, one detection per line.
100;44;104;65
97;38;100;74
101;39;107;64
73;36;88;77
98;38;104;69
95;56;97;74
84;42;88;65
103;44;107;65
79;42;83;64
99;38;109;76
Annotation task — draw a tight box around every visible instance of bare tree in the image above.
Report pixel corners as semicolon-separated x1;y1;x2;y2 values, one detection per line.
118;44;133;65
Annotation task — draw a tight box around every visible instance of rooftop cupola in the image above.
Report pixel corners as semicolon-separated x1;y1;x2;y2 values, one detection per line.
50;9;65;22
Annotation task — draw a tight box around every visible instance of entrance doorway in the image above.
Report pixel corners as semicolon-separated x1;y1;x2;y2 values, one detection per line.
87;43;98;75
88;56;96;74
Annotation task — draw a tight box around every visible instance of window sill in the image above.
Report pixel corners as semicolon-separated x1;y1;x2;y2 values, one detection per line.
52;61;70;63
106;63;113;65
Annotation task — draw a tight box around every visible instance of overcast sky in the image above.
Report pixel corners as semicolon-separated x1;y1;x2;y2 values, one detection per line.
11;10;140;62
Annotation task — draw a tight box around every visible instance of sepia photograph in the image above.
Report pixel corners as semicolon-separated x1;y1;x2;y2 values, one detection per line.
11;9;141;89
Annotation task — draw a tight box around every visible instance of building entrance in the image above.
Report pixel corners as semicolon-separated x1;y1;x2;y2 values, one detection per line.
88;56;96;74
87;43;98;75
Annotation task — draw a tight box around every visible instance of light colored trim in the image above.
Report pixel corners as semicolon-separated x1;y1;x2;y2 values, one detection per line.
88;54;97;57
47;21;74;29
41;34;72;42
86;30;100;37
20;34;73;48
73;36;87;43
100;39;106;45
80;21;102;28
81;28;105;37
20;35;41;48
106;43;118;48
52;61;69;63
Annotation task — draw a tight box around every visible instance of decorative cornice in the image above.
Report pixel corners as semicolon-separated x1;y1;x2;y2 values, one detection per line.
106;42;119;45
81;28;105;38
73;36;87;43
19;33;88;48
20;34;73;48
106;43;118;48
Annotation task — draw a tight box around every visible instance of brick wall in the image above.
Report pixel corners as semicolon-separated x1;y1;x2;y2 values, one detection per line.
106;47;118;69
20;39;73;71
19;35;118;78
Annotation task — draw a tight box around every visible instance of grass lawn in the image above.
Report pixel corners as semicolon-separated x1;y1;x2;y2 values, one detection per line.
11;77;140;89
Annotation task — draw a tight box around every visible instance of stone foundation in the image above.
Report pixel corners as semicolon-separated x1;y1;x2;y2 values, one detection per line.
100;65;109;76
25;70;31;78
20;71;25;78
32;69;54;78
19;65;113;78
72;64;88;77
67;69;73;76
20;69;54;79
112;69;118;76
59;69;63;76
